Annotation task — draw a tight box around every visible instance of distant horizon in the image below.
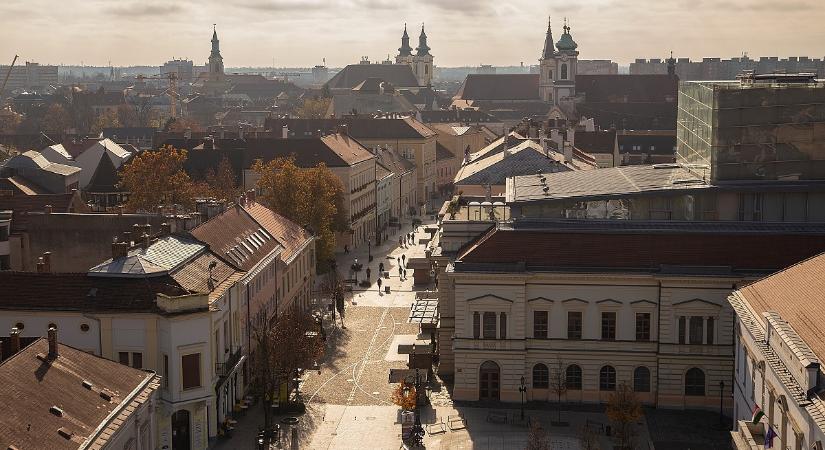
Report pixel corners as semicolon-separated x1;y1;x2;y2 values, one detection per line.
1;0;823;68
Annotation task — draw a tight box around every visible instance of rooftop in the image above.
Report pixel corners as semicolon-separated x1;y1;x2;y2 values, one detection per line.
506;164;709;203
88;234;205;277
455;74;540;101
0;338;159;450
241;201;313;264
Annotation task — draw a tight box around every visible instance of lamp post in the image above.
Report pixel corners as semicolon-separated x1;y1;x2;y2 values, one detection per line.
719;380;725;427
368;238;373;262
410;343;424;446
518;376;527;421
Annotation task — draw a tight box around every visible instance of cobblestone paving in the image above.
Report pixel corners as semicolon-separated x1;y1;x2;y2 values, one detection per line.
301;305;419;407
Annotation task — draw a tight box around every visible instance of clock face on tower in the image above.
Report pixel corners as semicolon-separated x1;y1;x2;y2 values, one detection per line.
561;54;569;62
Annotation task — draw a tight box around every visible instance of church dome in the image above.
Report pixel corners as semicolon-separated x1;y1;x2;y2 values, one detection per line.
555;24;577;52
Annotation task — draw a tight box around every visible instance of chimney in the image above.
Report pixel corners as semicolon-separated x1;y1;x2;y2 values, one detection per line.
247;189;256;204
44;204;53;214
239;127;244;140
122;231;132;246
36;257;45;273
563;143;573;165
282;125;289;139
10;327;21;355
140;233;150;250
184;127;192;140
540;132;549;158
240;191;247;205
112;239;129;259
42;252;51;273
117;205;124;216
47;326;58;359
160;222;171;235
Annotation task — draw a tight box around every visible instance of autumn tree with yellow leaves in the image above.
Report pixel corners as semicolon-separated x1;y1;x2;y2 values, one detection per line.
118;145;196;212
253;156;348;270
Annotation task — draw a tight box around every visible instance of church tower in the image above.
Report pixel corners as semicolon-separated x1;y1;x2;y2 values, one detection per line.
538;16;555;103
412;25;433;86
551;19;578;104
208;25;225;81
396;24;414;66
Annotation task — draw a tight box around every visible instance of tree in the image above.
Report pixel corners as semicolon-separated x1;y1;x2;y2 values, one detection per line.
577;424;600;450
391;381;417;411
254;156;348;270
204;157;239;201
42;103;72;133
606;382;642;450
550;357;568;424
126;94;155;127
91;109;121;134
295;97;331;119
118;145;196;212
251;307;324;436
0;107;22;133
526;420;550;450
117;104;139;128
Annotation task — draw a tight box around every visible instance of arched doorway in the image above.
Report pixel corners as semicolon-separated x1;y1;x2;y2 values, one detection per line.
479;361;500;401
171;409;191;450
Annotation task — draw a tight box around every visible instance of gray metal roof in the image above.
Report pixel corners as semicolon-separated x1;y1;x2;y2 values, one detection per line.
89;235;205;277
507;164;709;203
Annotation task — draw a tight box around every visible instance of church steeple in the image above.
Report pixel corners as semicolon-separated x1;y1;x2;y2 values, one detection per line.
416;25;431;56
398;24;413;57
211;24;221;58
541;16;554;59
208;24;224;79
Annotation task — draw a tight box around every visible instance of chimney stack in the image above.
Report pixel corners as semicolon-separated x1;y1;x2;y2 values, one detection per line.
47;326;58;359
238;127;244;140
160;222;171;235
36;257;45;273
247;189;256;204
184;127;192;140
282;125;289;139
112;239;129;259
42;252;51;273
44;204;53;215
117;205;124;216
10;327;21;355
122;231;132;246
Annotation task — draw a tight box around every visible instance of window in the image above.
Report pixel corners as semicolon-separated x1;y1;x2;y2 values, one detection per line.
685;367;705;396
163;354;169;388
707;317;714;345
132;352;143;369
601;312;616;341
561;63;568;80
635;313;651;341
533;311;548;339
599;366;616;391
689;316;703;344
567;311;582;339
566;365;582;390
482;312;496;339
182;353;202;390
650;197;672;220
532;364;549;389
119;352;130;365
473;312;480;339
678;316;686;344
633;367;651;392
500;313;507;339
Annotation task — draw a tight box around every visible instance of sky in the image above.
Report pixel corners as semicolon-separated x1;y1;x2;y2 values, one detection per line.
1;0;824;68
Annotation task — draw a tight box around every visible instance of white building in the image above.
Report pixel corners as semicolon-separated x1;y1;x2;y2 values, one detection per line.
729;252;825;450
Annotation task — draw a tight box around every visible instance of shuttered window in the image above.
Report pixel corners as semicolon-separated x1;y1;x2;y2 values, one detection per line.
182;353;201;390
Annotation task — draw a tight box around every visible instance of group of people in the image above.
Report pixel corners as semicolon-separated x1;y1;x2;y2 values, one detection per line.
399;231;416;249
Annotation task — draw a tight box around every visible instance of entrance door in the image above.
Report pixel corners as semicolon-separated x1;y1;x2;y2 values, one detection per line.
479;361;500;401
171;409;191;450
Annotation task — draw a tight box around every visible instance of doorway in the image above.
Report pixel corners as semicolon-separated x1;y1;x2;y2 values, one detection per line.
479;361;500;401
171;409;191;450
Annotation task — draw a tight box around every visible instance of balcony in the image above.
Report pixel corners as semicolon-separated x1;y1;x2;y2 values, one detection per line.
215;348;244;381
730;421;765;450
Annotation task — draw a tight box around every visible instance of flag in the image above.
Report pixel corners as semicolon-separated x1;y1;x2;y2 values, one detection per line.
752;405;765;424
765;426;776;449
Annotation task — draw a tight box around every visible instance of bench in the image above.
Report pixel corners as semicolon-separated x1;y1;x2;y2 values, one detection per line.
486;410;508;424
447;413;467;431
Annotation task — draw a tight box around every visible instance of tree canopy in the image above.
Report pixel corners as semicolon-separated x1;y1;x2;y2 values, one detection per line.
118;145;196;212
254;156;348;269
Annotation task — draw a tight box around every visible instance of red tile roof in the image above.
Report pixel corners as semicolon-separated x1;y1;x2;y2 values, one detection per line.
458;227;825;274
243;201;313;263
0;192;88;231
190;204;283;271
456;74;540;101
0;339;156;450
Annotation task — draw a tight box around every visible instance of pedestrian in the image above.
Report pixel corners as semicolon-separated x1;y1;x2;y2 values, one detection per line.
398;266;402;278
399;236;403;247
403;268;407;280
377;277;383;293
344;244;349;254
397;257;400;266
366;267;371;280
402;254;406;265
379;262;384;274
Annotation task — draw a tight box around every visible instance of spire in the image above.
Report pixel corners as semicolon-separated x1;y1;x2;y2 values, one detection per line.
667;51;677;76
555;17;578;52
211;24;220;57
398;23;413;57
416;24;431;56
541;16;554;59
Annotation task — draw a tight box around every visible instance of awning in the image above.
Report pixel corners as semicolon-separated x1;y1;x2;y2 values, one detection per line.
408;299;438;325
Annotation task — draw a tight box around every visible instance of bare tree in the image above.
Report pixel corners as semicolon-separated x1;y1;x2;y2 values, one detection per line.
606;382;642;450
549;357;568;425
578;424;600;450
251;307;324;434
525;420;550;450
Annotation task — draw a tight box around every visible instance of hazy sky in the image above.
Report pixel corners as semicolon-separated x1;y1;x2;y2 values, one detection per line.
1;0;824;68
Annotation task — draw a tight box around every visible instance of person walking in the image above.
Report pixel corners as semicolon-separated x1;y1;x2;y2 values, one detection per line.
402;254;406;266
398;266;402;278
377;277;383;294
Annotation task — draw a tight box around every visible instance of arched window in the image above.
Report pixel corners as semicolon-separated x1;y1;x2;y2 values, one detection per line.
533;363;549;388
685;368;706;396
634;367;651;392
561;64;568;80
599;365;616;391
425;65;429;75
566;364;582;390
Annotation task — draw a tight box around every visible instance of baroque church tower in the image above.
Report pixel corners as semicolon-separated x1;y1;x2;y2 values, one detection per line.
208;25;225;81
396;24;433;87
539;17;578;105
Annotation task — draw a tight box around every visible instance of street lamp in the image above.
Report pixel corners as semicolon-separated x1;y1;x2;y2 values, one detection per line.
719;380;725;427
368;238;373;262
410;343;424;446
519;376;527;421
